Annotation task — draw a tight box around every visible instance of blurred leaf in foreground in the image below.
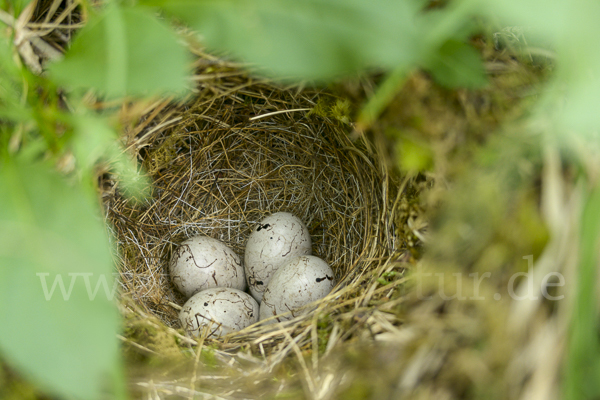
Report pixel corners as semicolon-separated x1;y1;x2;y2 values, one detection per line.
72;114;151;202
476;0;600;134
0;37;31;123
0;158;121;400
425;39;488;89
144;0;421;80
49;3;191;98
564;183;600;400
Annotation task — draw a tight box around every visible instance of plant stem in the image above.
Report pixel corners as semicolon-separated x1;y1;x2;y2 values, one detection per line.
357;66;408;130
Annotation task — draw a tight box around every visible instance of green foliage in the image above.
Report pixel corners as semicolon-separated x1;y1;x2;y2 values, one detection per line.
1;0;32;15
0;4;154;399
49;3;191;98
142;0;486;125
564;183;600;400
0;38;31;123
466;5;600;396
71;114;151;201
476;0;600;135
358;66;408;127
143;0;423;80
425;39;488;89
0;158;121;400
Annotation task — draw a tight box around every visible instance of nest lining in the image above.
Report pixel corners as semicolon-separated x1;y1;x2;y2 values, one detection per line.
105;78;394;333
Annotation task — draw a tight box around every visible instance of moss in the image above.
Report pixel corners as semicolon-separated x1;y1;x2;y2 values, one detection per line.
316;314;333;354
122;319;182;366
308;96;352;126
200;345;218;370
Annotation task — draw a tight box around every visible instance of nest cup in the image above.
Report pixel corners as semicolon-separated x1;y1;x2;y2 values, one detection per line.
106;78;391;339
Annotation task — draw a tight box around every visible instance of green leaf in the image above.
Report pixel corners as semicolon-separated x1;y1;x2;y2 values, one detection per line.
480;0;600;135
425;39;488;89
564;182;600;400
0;158;121;400
0;36;21;80
72;114;151;201
547;3;600;134
49;3;191;98
3;0;33;15
474;0;566;46
144;0;422;80
0;37;31;123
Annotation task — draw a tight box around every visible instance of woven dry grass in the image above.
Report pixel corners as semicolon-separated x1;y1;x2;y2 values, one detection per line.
102;61;411;351
99;64;426;398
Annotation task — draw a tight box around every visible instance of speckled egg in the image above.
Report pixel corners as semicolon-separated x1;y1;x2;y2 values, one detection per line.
259;255;335;323
179;288;259;337
169;235;245;299
244;212;312;302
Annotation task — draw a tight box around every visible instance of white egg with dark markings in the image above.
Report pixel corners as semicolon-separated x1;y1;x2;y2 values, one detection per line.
170;235;245;299
244;212;312;302
259;255;335;323
179;288;259;337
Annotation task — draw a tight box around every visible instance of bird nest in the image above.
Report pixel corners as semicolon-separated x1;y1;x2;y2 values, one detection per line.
104;71;397;347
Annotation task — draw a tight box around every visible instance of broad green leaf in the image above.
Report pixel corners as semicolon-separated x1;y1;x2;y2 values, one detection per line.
144;0;422;80
0;159;121;400
49;3;191;98
425;39;488;89
72;114;151;201
553;74;600;135
550;2;600;134
474;0;567;46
